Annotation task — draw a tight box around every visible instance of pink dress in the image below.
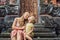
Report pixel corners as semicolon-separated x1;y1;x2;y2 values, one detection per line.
11;21;25;40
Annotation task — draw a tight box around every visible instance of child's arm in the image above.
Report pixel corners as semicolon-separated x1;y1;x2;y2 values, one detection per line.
28;26;34;34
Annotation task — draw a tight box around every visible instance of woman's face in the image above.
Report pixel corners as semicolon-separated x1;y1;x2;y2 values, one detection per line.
23;12;29;19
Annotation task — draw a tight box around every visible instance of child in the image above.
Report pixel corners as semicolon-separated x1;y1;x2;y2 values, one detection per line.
25;16;35;40
11;17;25;40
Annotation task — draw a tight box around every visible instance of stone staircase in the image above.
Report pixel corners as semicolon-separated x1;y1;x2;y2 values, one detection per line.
1;15;60;40
34;24;57;38
0;23;60;40
1;38;60;40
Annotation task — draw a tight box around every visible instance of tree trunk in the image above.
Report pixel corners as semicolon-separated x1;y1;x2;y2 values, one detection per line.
20;0;38;22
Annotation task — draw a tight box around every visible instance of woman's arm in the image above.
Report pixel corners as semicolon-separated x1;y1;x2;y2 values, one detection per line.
12;18;18;29
18;26;25;30
13;26;25;30
12;18;25;30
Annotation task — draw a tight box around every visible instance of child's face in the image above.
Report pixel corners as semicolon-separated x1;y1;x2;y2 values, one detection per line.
28;16;35;23
28;18;32;23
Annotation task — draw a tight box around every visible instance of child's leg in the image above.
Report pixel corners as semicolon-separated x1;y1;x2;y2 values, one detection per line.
26;35;32;40
23;32;26;40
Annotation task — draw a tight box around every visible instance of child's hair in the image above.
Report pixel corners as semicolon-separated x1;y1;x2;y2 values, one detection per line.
28;16;36;24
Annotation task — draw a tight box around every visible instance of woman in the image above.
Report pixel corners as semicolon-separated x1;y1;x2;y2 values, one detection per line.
11;17;25;40
11;12;30;40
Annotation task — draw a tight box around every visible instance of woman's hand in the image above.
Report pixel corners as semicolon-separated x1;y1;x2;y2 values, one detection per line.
12;27;19;30
12;26;25;30
18;26;25;30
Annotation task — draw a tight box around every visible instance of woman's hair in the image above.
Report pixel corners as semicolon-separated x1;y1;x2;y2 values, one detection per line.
23;12;29;16
21;12;30;24
28;16;36;24
17;17;24;26
23;12;30;19
19;17;24;21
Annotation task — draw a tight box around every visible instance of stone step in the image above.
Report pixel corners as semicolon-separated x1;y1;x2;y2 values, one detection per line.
34;28;54;32
34;25;45;28
34;23;44;25
34;33;57;38
6;27;55;33
1;38;60;40
0;32;57;38
0;38;10;40
0;33;10;38
7;26;55;33
34;25;55;28
33;38;60;40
